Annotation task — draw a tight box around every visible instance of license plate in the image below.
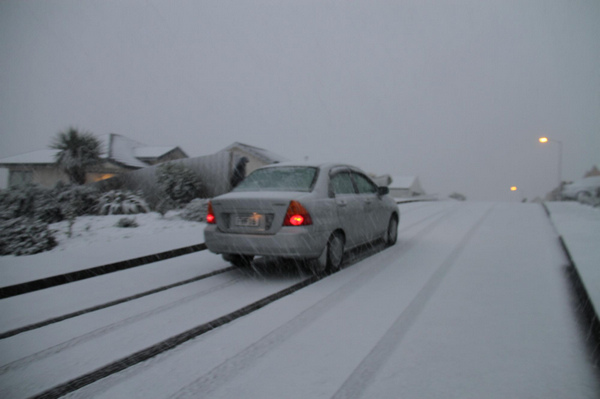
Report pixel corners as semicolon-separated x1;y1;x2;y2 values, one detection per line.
234;214;262;227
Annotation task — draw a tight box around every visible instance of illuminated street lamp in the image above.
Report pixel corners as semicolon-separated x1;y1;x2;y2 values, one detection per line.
538;136;563;188
510;186;526;202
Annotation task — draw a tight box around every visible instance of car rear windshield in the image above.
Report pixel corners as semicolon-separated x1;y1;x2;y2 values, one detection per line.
234;166;318;192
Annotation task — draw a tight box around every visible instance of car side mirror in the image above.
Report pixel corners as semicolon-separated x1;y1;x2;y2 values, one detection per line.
377;186;389;196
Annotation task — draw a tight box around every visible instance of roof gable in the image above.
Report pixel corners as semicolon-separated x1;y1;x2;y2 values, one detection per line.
390;176;418;189
221;142;288;164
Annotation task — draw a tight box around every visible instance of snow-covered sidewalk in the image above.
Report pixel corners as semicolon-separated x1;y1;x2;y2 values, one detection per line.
545;202;600;319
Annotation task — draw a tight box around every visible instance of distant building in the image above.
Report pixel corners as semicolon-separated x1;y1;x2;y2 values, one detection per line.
584;165;600;178
219;142;289;177
0;133;187;187
374;175;425;198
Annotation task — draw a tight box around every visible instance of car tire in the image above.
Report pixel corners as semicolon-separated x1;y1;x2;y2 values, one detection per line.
577;191;591;203
326;232;345;272
309;232;345;275
223;254;254;268
385;215;398;247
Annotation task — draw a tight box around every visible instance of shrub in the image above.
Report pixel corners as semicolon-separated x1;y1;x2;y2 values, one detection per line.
115;217;138;228
0;184;40;221
0;217;57;256
180;198;209;222
55;183;100;217
97;190;150;215
0;183;100;223
156;163;204;206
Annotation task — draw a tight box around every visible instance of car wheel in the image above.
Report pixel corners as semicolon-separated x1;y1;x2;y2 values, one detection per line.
577;191;591;203
309;232;345;275
327;232;345;271
223;254;254;268
385;215;398;247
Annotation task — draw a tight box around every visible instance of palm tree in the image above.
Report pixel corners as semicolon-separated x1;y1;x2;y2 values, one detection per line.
50;128;103;185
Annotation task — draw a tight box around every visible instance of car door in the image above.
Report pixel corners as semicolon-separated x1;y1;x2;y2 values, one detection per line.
351;171;385;242
329;169;363;249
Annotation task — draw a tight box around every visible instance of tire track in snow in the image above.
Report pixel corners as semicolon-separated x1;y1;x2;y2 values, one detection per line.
18;203;453;399
0;275;241;376
0;243;208;299
28;276;320;399
169;206;460;399
331;204;494;399
0;266;236;339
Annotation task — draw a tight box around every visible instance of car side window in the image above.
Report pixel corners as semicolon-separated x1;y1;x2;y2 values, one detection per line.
330;172;356;195
352;173;378;194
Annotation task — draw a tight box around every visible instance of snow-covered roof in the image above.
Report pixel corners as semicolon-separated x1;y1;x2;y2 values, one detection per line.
390;176;419;189
134;146;179;159
0;133;184;169
0;149;60;165
222;142;288;164
105;134;149;168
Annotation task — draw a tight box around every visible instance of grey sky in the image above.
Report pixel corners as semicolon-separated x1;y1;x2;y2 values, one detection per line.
1;0;599;200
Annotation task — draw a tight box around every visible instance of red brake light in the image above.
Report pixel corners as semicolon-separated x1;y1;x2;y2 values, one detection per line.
206;201;216;224
284;201;312;226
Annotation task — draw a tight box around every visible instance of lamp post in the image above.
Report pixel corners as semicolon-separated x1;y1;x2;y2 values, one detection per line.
538;137;563;188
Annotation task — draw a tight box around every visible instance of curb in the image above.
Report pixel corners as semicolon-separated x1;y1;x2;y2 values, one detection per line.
541;202;600;340
0;243;207;299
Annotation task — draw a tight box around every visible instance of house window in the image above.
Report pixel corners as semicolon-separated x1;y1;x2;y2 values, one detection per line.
9;171;33;187
91;173;115;182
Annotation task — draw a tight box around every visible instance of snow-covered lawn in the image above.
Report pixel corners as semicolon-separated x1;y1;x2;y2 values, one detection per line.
0;212;206;287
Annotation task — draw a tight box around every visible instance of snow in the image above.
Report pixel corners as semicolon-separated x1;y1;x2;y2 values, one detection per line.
0;212;206;287
0;201;599;398
546;202;600;319
0;149;60;165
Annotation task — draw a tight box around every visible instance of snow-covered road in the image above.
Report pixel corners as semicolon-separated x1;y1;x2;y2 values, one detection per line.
1;202;598;398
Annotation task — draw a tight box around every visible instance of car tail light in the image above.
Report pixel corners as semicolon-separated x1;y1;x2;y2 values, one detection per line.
284;200;312;226
206;201;216;224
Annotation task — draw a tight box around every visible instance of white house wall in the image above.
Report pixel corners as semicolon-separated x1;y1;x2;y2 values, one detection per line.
101;151;232;207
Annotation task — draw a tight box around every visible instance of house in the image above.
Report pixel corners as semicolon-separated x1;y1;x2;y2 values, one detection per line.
389;176;425;197
373;174;425;198
0;133;187;188
219;142;289;176
584;165;600;178
91;141;289;202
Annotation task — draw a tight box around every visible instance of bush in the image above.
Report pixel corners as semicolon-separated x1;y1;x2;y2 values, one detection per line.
0;217;57;256
156;163;204;206
115;217;138;228
180;198;209;222
0;183;100;223
97;190;150;215
55;183;100;217
0;184;41;221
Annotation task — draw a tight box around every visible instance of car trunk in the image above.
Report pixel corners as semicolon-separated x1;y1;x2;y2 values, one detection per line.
211;192;309;235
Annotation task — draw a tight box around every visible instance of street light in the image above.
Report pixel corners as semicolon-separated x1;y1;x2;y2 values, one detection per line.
510;186;527;202
538;136;563;188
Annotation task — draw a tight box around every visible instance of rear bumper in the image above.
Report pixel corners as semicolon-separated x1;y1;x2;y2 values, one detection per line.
204;225;328;259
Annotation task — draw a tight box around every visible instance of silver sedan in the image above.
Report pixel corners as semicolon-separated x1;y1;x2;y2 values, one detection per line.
204;162;400;274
